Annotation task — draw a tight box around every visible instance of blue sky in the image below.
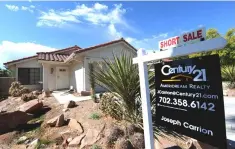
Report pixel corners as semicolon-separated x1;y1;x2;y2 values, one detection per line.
0;1;234;67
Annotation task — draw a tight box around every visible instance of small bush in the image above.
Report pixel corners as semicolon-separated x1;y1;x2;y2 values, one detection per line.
105;126;124;147
21;93;37;102
99;93;123;120
9;81;30;97
89;112;101;120
221;65;235;89
91;144;102;149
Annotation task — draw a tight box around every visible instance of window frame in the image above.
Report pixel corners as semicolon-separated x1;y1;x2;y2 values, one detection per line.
18;68;41;85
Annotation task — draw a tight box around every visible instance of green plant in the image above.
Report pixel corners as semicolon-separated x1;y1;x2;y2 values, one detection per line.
221;64;235;88
91;144;102;149
9;81;30;97
99;93;123;120
89;63;97;102
35;139;53;149
91;51;155;124
89;112;101;120
21;92;37;102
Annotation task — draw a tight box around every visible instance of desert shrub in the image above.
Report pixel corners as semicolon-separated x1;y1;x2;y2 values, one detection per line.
106;126;124;147
9;81;30;97
91;51;155;124
99;93;123;120
89;112;101;120
91;144;102;149
115;138;133;149
221;64;235;89
21;92;37;102
129;133;145;149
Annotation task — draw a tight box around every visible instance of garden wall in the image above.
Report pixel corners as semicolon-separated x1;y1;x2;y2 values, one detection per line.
0;77;15;95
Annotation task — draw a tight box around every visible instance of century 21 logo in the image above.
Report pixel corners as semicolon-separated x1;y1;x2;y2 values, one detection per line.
161;65;207;81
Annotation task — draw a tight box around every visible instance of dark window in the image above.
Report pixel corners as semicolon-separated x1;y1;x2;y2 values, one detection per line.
18;68;40;85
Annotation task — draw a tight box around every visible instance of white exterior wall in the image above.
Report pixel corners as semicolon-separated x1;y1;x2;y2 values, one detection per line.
83;42;137;92
69;61;84;92
42;63;70;91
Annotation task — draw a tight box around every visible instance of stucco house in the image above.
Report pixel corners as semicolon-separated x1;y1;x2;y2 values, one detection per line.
4;38;137;93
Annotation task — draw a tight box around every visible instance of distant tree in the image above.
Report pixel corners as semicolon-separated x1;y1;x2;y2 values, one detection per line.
0;68;13;77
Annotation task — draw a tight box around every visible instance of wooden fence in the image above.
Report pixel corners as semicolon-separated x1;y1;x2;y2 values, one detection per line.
0;77;15;95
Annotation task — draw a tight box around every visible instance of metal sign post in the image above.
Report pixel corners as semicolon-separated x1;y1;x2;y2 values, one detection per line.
133;37;227;149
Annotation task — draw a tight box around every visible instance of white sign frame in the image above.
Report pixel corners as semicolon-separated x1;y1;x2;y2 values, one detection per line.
133;37;227;149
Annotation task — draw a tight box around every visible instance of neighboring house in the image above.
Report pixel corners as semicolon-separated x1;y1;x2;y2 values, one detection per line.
4;38;137;93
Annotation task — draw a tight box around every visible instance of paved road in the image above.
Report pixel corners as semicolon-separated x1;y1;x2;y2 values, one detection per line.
224;97;235;142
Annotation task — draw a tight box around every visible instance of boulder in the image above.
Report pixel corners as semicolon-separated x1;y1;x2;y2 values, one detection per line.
56;114;65;127
19;99;43;114
68;134;85;147
27;139;39;149
115;138;133;149
47;114;65;127
42;90;50;98
80;129;102;149
64;100;76;108
68;119;83;133
17;136;28;144
0;111;33;134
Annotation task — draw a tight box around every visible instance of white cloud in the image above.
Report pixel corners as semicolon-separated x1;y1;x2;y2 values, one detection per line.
37;3;127;39
21;5;35;13
0;41;57;67
124;32;169;51
5;4;19;11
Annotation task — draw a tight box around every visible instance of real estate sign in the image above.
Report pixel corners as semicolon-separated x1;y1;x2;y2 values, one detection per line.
154;54;227;149
158;27;206;51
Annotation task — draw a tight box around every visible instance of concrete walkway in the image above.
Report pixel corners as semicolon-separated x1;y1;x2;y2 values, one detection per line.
224;96;235;141
52;90;95;104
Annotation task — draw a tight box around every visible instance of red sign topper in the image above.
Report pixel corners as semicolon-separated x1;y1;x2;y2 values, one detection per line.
159;27;206;51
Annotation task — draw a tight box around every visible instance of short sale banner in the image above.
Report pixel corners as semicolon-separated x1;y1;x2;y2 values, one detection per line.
154;55;227;149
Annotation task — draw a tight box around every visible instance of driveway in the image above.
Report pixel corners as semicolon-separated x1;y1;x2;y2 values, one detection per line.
224;96;235;142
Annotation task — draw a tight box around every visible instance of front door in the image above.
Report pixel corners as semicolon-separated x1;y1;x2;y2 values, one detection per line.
56;67;69;90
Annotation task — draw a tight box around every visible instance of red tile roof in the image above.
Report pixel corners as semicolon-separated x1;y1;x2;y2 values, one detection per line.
38;53;70;62
4;38;137;66
3;55;38;65
4;45;80;65
74;38;137;54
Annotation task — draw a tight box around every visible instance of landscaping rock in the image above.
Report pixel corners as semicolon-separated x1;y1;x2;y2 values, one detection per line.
115;138;133;149
68;119;83;133
68;134;85;147
0;111;33;134
80;129;102;149
27;139;39;149
56;114;65;127
62;108;69;112
17;136;28;144
47;114;65;127
64;100;76;108
19;99;43;114
130;133;145;149
42;90;50;98
62;139;69;148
